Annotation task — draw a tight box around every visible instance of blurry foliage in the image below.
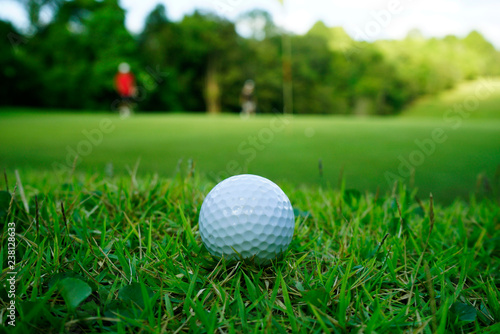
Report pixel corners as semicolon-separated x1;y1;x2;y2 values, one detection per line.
2;2;500;114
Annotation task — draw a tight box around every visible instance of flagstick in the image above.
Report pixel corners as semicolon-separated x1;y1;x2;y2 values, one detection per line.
280;0;293;114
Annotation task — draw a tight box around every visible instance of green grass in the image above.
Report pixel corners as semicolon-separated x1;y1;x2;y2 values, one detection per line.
0;170;498;333
1;78;499;331
403;78;500;119
1;110;499;203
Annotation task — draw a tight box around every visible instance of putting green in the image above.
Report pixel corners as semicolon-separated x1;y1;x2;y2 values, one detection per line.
1;110;499;203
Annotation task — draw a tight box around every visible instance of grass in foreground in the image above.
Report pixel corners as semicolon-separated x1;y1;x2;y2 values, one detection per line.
0;169;499;333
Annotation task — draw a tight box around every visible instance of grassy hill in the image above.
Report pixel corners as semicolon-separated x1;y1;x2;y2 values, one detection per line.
403;78;500;119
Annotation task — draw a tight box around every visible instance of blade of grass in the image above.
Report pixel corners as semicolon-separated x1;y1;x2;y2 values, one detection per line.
279;272;297;332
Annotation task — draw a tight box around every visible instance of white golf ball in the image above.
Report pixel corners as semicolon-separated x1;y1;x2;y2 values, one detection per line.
199;174;295;263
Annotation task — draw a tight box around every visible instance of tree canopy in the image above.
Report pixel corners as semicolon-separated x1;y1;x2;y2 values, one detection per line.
2;1;499;114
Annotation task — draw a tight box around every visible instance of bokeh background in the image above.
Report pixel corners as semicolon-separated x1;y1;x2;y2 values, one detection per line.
1;0;499;203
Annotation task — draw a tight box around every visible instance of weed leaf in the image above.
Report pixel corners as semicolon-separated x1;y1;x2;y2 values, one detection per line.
450;302;477;322
58;278;92;310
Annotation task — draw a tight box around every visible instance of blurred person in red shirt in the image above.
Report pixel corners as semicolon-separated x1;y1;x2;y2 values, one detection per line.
114;62;136;117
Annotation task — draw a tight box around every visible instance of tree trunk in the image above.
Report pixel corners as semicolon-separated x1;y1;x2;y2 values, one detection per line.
205;56;221;114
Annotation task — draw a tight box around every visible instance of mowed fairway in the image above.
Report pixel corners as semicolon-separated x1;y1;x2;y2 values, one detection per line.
1;109;499;203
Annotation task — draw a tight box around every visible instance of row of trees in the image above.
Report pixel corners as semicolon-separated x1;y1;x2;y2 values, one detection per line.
2;0;499;114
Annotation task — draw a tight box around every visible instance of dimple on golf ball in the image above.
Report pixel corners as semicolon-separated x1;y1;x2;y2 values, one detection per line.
199;174;295;263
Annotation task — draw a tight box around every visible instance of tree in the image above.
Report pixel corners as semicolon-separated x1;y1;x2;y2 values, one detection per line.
236;9;279;41
138;4;182;111
20;0;136;109
2;2;500;114
172;11;241;113
0;21;42;106
15;0;64;30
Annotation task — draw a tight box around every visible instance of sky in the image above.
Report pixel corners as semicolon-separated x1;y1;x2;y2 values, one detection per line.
1;0;499;48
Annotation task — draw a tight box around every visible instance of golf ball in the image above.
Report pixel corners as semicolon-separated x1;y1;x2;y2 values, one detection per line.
199;174;295;263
